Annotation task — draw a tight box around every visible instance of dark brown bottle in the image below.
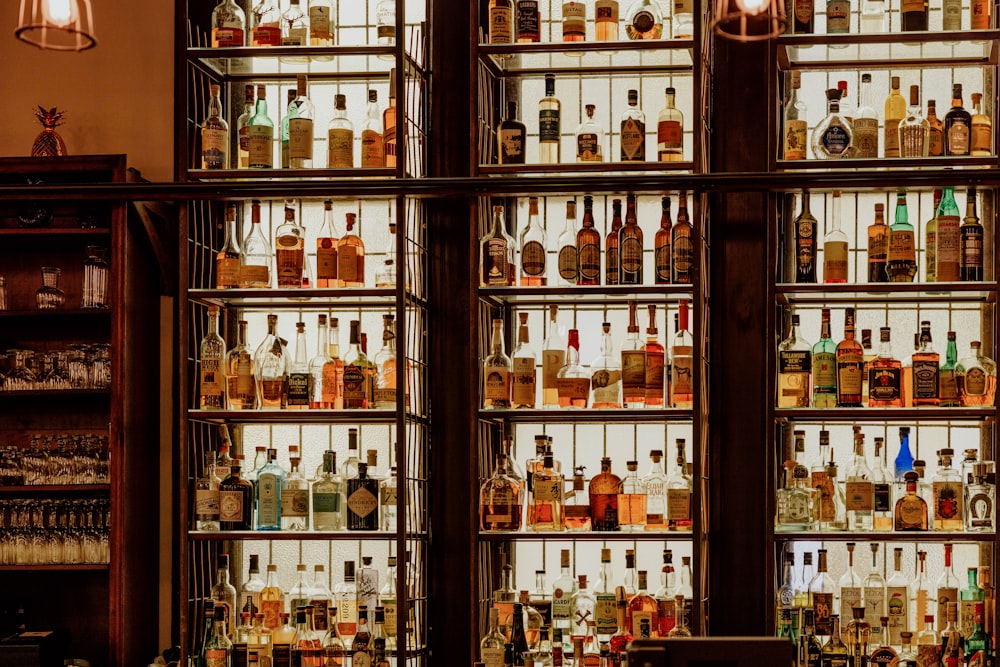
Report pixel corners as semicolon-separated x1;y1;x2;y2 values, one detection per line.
620;193;643;285
671;192;693;284
497;100;526;165
576;195;602;286
346;462;379;530
219;463;253;531
655;196;672;284
944;84;972;156
901;0;928;30
605;199;622;285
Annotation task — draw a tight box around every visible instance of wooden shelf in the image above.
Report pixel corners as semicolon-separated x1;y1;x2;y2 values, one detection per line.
777;30;999;70
0;484;110;495
478;38;695;75
776;281;997;304
0;563;109;571
0;389;110;398
0;228;110;236
479;407;693;423
774;407;995;421
478;162;697;177
774;531;996;542
479;530;692;541
479;284;694;306
188;408;400;424
188;287;425;309
188;530;427;541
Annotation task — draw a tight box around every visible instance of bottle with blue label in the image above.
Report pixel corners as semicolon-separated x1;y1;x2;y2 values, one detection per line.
811;88;854;159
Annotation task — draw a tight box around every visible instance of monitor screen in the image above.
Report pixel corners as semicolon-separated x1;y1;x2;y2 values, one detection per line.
627;637;796;667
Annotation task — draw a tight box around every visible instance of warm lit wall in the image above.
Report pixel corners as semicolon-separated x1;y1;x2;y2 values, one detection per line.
0;0;174;181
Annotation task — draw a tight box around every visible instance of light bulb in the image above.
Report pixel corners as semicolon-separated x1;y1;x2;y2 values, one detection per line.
735;0;771;14
43;0;76;27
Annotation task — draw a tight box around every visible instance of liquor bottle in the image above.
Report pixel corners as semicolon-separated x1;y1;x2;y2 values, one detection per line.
641;306;666;407
280;322;309;410
899;85;929;157
846;436;875;531
900;0;928;29
913;615;938;667
793;192;818;282
281;449;309;530
835;308;863;407
215;204;241;289
196;452;221;531
530;454;564;531
593;0;619;40
343;320;370;408
254;564;284;632
374;0;395;48
481;454;522;531
349;606;373;666
880;76;906;158
935;544;960;633
965;602;990;665
247;85;275;169
225;320;256;410
346;462;379;530
884;549;909;645
200;84;230;170
921;104;943;162
482;204;516;287
606;199;622;286
849;73;878;158
811;309;836;407
777;550;795;619
945;85;973;156
281;78;313;169
623;0;661;37
275;202;305;288
673;0;694;36
620;300;646;408
775;434;817;531
790;0;814;31
373;313;399;409
654;196;672;284
255;315;288;409
305;0;332;48
312;315;340;409
219;463;253;533
935;187;962;283
482;607;507;667
516;0;541;41
961;188;984;281
378;465;397;532
199;306;226;410
812;88;854;159
868;327;902;407
589;458;621;531
969;92;992;156
562;0;586;42
337;212;365;287
656;88;684;162
810;550;835;637
287;563;312;613
670;300;694;408
323;93;354;169
894;472;928;531
783;71;808;160
826;0;849;35
861;545;887;644
932;448;963;530
498;100;527;165
352;90;383;167
823;191;849;283
278;0;307;53
588;322;622;408
539;74;561;164
241;555;264;620
203;604;233;667
871;439;894;530
357;557;380;616
255;448;283;530
311;451;343;530
332;562;358;642
620;90;646;161
886;190;917;281
960;567;985;639
312;201;339;288
537;307;566;411
210;553;239;636
967;463;996;531
236;85;255;169
671;192;694;283
212;0;246;46
910;321;939;406
383;69;397;168
240;200;273;288
797;610;822;666
620;194;643;284
250;0;281;45
575;104;605;162
860;329;875;402
922;189;940;283
590;549;616;642
615;461;647;532
483;318;513;409
667;439;692;531
489;0;514;44
509;313;538;409
957;340;997;406
935;331;960;408
576;196;601;285
556;329;590;408
549;204;577;288
864;203;888;282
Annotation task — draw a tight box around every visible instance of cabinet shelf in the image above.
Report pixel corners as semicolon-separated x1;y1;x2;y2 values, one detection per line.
187;46;399;80
0;228;110;236
773;531;996;542
188;287;425;309
0;389;110;399
0;484;110;495
479;530;692;541
479;39;694;75
0;564;109;571
478;162;697;177
187;530;427;541
777;30;999;70
776;157;996;172
187;408;406;424
775;281;997;304
479;284;694;306
187;167;397;181
0;309;113;321
774;407;995;421
478;408;693;423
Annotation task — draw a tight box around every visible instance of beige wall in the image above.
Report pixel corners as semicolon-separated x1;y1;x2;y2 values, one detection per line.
1;0;175;181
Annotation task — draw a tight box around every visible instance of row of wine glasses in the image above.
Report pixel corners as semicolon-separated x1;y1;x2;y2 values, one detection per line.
0;344;111;392
0;498;110;565
0;435;110;486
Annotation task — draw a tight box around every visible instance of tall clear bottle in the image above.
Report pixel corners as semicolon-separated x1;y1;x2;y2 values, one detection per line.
783;71;808;161
275;201;305;289
373;313;399;409
852;74;879;158
620;89;646;161
670;300;694;408
337;212;365;288
201;84;230;170
557;329;590;408
343;320;371;408
327;94;353;169
241;200;273;288
590;322;622;408
483;318;513;409
542;305;566;408
961;188;985;281
656;87;684;162
823;191;849;283
519;196;547;286
575;104;604;162
225;320;257;410
935;186;962;282
512;312;537;409
199;306;226;410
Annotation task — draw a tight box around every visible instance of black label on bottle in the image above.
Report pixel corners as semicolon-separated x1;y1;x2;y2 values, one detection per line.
874;482;892;512
779;350;811;373
287;372;310;406
272;644;292;667
516;0;540;35
232;644;248;667
912;360;939;399
869;368;902;401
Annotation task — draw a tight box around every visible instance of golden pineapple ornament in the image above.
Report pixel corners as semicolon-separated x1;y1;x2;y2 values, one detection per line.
31;106;68;157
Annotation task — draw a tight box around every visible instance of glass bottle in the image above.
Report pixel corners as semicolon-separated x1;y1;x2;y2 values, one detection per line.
556;329;590;408
826;0;850;36
516;0;541;42
483;318;513;409
894;472;929;531
529;454;564;532
482;607;507;667
382;69;397;167
488;0;513;44
497;99;527;165
868;327;902;407
372;313;399;409
671;192;694;283
481;204;515;287
899;84;929;158
914;615;938;667
880;76;906;158
562;466;592;531
346;462;379;530
667;439;692;531
850;73;878;158
934;187;962;283
910;321;939;406
616;461;647;532
638;450;669;531
281;450;309;530
590;322;622;409
656;87;684;162
961;188;985;281
810;550;836;638
240;200;272;288
606;199;622;286
932;448;963;530
957;340;997;406
215;204;241;289
834;308;863;407
866;203;888;282
927;100;945;157
233;85;255;170
670;300;694;408
520;196;547;286
308;315;334;408
793;191;818;283
326;93;353;169
944;84;972;156
967;463;996;531
554;202;579;286
199;306;226;410
935;544;960;633
886;190;917;282
822;191;849;283
575;104;604;162
642;305;665;407
218;463;253;533
247;85;274;169
374;0;395;47
960;567;985;639
342;321;370;408
211;0;246;47
274;202;305;289
311;451;343;531
511;312;537;409
481;454;522;532
621;300;646;408
970;92;992;156
200;84;230;170
884;549;908;646
195;451;221;531
655;196;672;284
576;196;601;285
539;305;567;409
255;448;283;530
202;604;233;667
254;314;288;409
353;89;383;168
783;71;808;160
590;457;621;531
538;74;561;164
965;602;990;665
861;545;887;645
619;193;643;284
336;212;365;287
620;90;646;161
809;309;836;408
225;320;257;410
812;88;854;159
673;0;694;37
845;434;874;531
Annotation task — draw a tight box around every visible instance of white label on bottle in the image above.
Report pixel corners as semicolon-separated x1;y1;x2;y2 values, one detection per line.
282;27;307;46
489;7;513;42
309;6;330;35
840;586;861;621
886;587;907;644
594;593;617;635
280;489;309;518
328;128;354;168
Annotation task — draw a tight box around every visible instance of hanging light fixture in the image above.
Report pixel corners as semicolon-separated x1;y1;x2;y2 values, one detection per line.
713;0;786;41
16;0;97;51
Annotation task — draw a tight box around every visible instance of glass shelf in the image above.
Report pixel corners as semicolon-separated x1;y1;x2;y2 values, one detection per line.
187;530;426;541
187;168;397;181
479;39;695;75
187;408;401;424
774;407;995;421
478;408;693;423
479;530;692;541
479;284;694;306
775;281;998;304
478;162;697;177
187;46;398;80
188;288;425;309
773;531;996;542
775;157;997;172
777;30;999;70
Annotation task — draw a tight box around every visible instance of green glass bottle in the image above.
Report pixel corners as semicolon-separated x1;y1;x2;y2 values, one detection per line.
811;308;837;408
959;567;985;639
939;331;959;407
964;602;991;665
886;191;917;282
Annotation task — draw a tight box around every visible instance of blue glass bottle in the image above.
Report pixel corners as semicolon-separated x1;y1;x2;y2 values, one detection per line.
256;447;285;530
893;426;914;481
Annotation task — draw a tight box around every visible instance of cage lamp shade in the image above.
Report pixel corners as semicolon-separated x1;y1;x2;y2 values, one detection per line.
713;0;786;41
16;0;97;51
